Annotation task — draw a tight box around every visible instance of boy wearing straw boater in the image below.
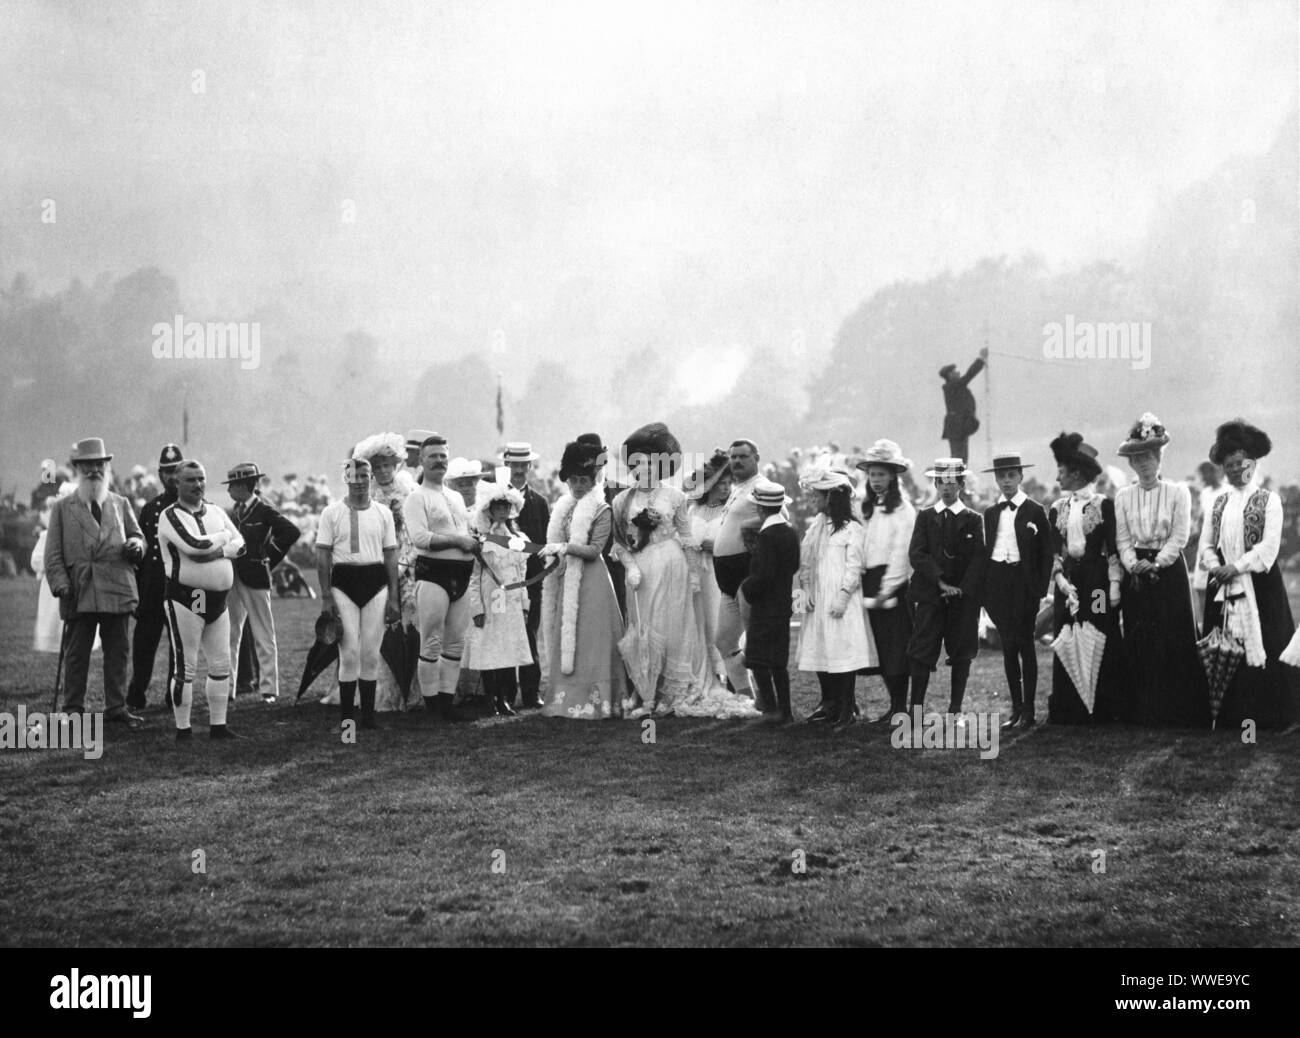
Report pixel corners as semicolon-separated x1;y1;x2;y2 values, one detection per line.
738;478;800;724
979;451;1053;728
501;441;550;708
906;458;985;718
224;461;301;704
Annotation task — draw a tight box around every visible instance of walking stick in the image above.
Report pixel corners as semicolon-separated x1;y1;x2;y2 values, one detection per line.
51;618;70;714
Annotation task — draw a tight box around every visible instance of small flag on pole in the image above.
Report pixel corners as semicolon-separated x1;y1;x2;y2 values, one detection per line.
495;375;504;437
182;385;190;447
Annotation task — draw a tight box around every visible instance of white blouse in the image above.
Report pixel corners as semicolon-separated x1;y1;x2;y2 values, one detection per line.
860;500;916;606
1114;479;1191;570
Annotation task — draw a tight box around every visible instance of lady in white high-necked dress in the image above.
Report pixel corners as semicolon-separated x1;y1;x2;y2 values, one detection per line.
611;424;758;719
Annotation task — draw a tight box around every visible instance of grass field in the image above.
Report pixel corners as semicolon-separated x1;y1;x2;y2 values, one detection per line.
1;576;1297;947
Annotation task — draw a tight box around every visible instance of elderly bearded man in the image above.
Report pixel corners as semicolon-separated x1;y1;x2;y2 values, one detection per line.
44;438;147;728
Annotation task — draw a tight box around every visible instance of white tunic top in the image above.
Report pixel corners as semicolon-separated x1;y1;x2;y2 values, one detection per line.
316;500;396;565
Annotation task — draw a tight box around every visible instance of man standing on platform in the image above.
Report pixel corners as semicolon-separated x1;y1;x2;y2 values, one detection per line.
938;347;988;463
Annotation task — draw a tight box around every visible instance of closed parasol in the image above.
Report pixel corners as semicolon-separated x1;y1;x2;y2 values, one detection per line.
1052;617;1106;714
618;587;664;711
1197;600;1247;729
297;612;342;701
380;622;420;703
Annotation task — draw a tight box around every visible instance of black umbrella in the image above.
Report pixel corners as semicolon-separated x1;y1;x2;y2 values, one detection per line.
297;613;342;701
381;622;421;703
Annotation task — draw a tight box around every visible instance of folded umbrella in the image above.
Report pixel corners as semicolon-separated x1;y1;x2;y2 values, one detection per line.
618;587;665;709
297;612;342;701
380;621;417;702
1196;604;1246;728
1052;618;1106;715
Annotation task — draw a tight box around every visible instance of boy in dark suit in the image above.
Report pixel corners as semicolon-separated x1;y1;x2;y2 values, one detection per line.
739;479;800;723
980;452;1053;728
907;459;985;716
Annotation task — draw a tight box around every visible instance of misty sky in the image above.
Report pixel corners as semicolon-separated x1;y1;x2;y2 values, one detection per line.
3;0;1297;404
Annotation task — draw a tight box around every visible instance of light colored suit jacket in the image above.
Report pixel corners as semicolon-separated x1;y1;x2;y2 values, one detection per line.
44;492;142;616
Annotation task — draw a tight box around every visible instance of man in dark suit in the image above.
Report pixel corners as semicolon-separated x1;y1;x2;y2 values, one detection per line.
739;479;800;723
907;459;985;716
224;462;301;703
502;442;551;709
44;438;146;727
979;452;1053;728
939;347;988;462
126;442;184;709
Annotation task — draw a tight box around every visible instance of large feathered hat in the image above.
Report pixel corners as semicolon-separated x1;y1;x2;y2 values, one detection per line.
1209;418;1271;465
683;447;730;501
1116;413;1170;457
559;440;604;482
1049;432;1102;482
472;479;525;531
353;432;406;463
622;422;683;476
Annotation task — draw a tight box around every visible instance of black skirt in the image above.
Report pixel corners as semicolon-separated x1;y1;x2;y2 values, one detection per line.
1202;562;1300;730
1048;552;1127;725
1121;549;1210;728
866;594;913;678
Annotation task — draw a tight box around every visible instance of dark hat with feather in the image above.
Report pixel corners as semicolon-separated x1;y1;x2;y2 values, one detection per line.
1209;418;1271;465
1050;431;1102;482
559;440;604;483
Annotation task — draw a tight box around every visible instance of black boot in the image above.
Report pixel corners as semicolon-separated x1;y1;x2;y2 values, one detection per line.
884;674;909;720
909;665;930;713
948;660;971;714
774;668;794;724
833;675;857;731
340;680;358;725
1001;683;1023;729
436;693;471;723
359;679;377;729
807;673;836;723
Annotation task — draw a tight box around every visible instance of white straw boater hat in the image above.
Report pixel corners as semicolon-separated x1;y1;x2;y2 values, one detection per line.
748;478;791;507
923;458;969;481
500;442;540;463
982;451;1033;473
445;457;482;481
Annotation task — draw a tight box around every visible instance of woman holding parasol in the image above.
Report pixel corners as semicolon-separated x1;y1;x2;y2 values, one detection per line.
1196;419;1300;730
1045;433;1127;724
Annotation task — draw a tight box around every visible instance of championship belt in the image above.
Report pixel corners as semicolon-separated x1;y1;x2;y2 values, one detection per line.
473;533;560;590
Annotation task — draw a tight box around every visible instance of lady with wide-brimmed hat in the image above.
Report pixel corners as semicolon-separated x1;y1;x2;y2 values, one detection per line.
855;440;917;722
1046;432;1127;725
1114;414;1210;727
1196;419;1300;729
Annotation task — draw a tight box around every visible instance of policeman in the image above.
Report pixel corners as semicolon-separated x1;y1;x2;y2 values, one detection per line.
126;443;184;710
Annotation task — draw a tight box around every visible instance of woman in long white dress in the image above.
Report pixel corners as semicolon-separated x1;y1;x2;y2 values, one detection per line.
611;425;758;719
684;449;731;687
796;469;875;729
